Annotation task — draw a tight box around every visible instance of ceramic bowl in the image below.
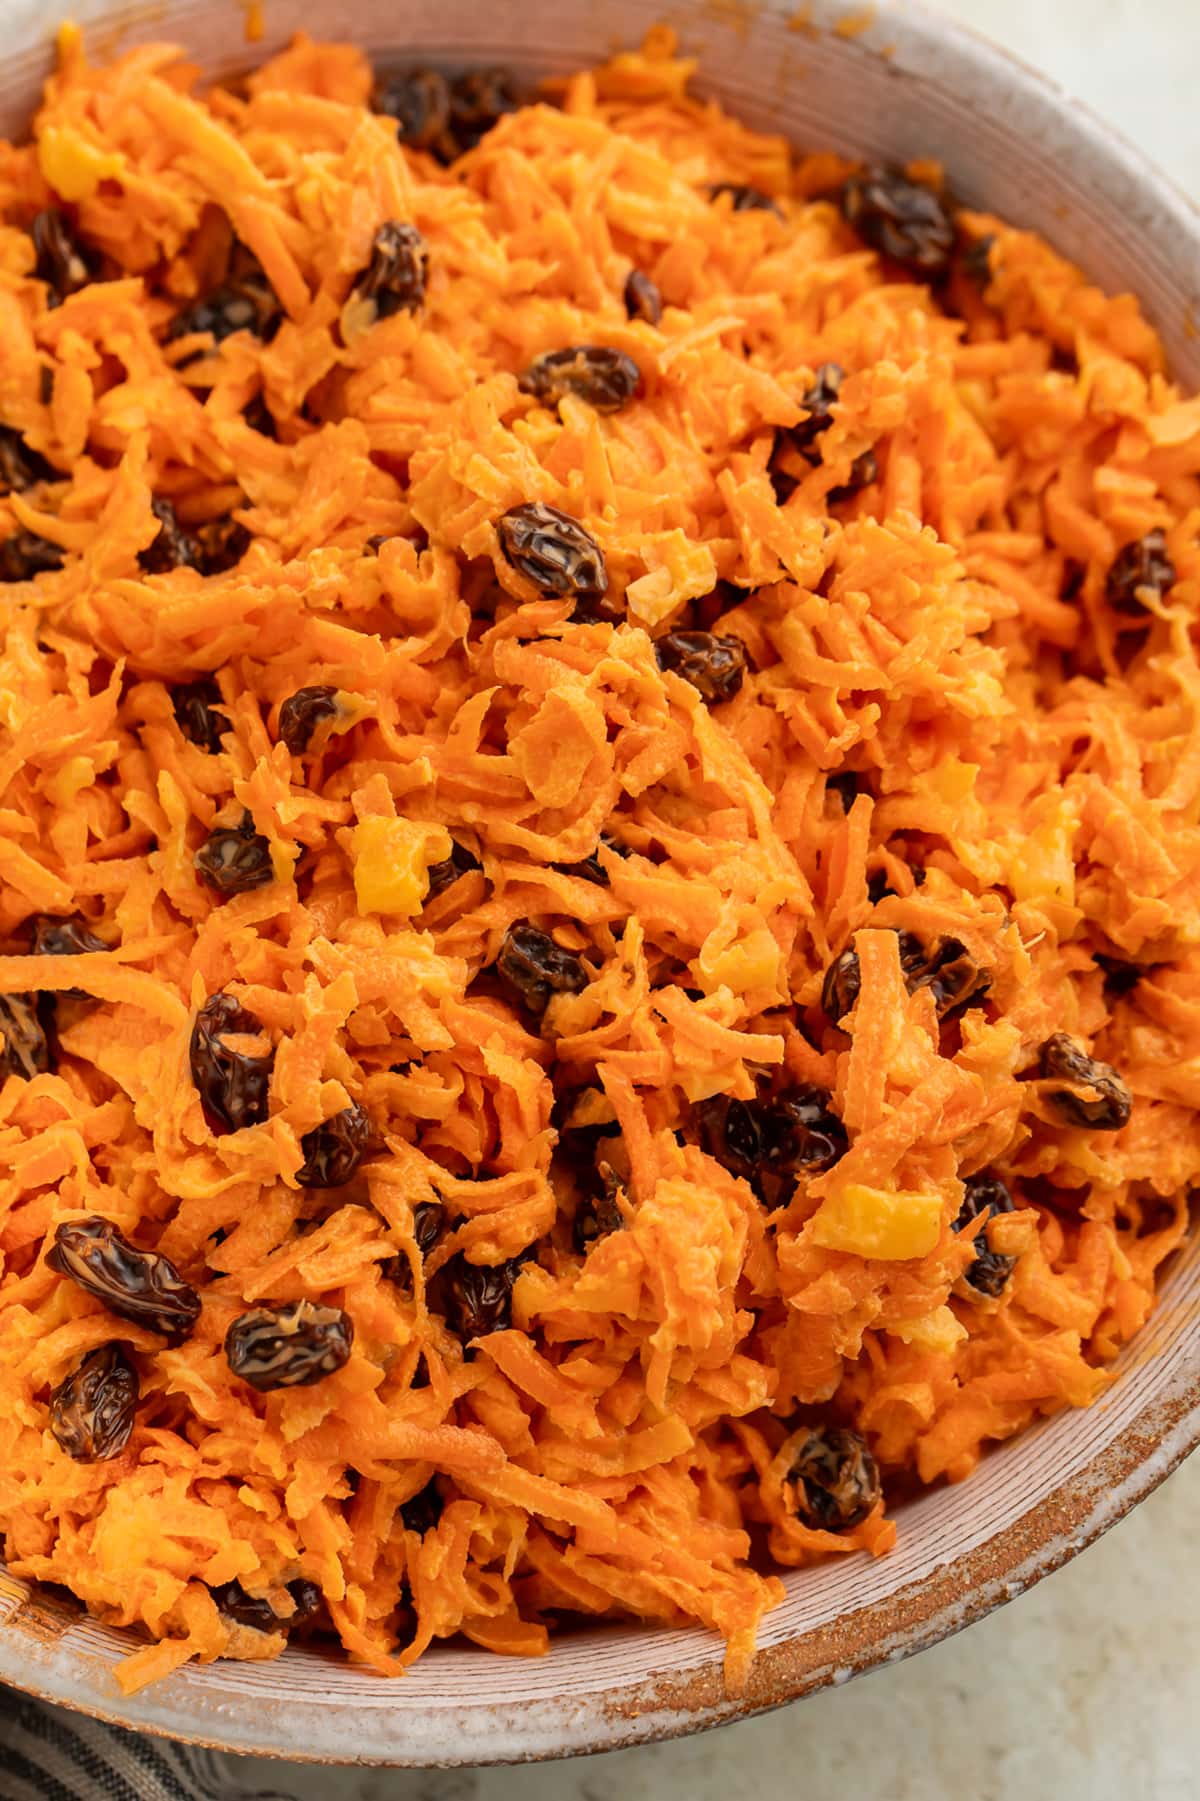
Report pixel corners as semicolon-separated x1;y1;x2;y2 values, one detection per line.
1;0;1198;1766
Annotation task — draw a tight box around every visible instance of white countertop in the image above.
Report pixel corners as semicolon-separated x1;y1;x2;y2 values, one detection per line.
114;4;1200;1795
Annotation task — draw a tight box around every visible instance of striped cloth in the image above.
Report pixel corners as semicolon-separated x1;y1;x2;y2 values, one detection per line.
0;1690;300;1801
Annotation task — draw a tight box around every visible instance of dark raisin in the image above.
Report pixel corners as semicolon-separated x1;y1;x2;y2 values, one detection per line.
961;232;996;288
1105;530;1175;616
954;1172;1017;1298
573;1161;625;1253
0;425;56;494
0;530;64;582
31;210;92;304
518;346;642;415
866;869;894;904
624;269;663;325
413;1201;446;1257
758;1088;848;1175
781;1426;881;1531
193;517;251;575
496;503;609;615
242;393;277;438
296;1101;371;1188
444;1255;514;1337
1037;1033;1132;1131
1093;953;1142;998
0;994;50;1080
225;1299;354;1391
173;677;230;753
790;363;844;458
195;813;275;896
48;1344;139;1462
822;946;862;1023
278;685;340;755
47;1217;201;1343
400;1479;444;1536
168;248;281;347
139;498;199;574
694;1096;762;1182
709;183;784;218
288;1578;323;1626
425;841;482;899
211;1577;323;1633
826;771;860;814
350;222;427;321
910;935;990;1017
447;68;516;152
31;914;106;1002
495;923;589;1016
557;832;627;887
828;448;878;503
373;67;452;151
189;991;274;1135
840;168;955;278
655;630;747;704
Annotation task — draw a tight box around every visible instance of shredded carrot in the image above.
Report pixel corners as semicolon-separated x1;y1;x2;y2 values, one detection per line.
0;25;1196;1700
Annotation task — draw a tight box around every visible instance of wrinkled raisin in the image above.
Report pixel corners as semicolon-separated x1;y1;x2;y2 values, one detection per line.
781;1426;881;1531
0;995;50;1080
495;923;589;1016
696;1088;846;1201
350;223;427;320
278;685;339;755
822;947;862;1023
373;67;452;151
31;914;107;1001
655;630;747;703
32;210;92;304
169;248;281;347
1093;953;1142;998
173;678;230;753
824;932;987;1025
195;814;275;896
954;1171;1017;1298
212;1577;323;1633
139;498;198;574
49;1344;139;1462
444;1255;515;1337
557;833;627;887
400;1479;444;1535
709;183;784;218
189;991;274;1135
961;233;996;288
1105;530;1175;616
47;1217;201;1343
296;1101;371;1188
573;1161;625;1253
841;168;955;278
519;346;642;415
425;841;482;899
496;503;609;616
0;426;56;494
0;530;64;582
225;1299;354;1391
194;517;251;575
791;363;844;457
447;68;516;152
1038;1033;1132;1131
624;269;663;325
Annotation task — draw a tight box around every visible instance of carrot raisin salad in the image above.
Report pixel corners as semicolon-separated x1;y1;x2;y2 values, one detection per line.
0;26;1196;1694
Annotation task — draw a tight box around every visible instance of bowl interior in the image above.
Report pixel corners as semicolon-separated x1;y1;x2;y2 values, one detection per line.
1;0;1198;1765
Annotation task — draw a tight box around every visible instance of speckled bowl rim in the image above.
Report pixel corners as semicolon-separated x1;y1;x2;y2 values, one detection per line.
0;0;1197;1766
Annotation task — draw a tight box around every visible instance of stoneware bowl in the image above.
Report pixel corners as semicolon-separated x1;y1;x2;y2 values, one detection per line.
2;0;1199;1767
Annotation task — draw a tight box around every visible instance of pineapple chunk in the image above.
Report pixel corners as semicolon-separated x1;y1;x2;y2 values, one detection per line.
811;1182;944;1260
696;925;780;995
890;1306;968;1355
351;817;453;917
38;126;124;201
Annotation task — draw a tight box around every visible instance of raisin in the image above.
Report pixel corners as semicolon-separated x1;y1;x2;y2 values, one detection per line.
954;1172;1017;1298
790;363;844;458
572;1161;625;1253
781;1426;881;1531
195;813;275;897
400;1480;444;1536
709;183;784;218
1037;1033;1132;1131
373;67;452;151
866;869;894;905
695;1095;762;1182
496;503;609;616
655;630;747;703
139;498;199;574
173;678;230;753
829;448;878;503
447;68;516;153
826;771;860;814
824;933;987;1025
350;222;428;320
840;168;955;279
194;517;251;575
1105;530;1175;616
425;841;482;899
821;946;862;1023
225;1299;354;1391
189;991;274;1135
624;269;663;325
31;913;107;1001
168;248;281;347
296;1101;371;1188
48;1344;139;1462
31;210;92;304
0;426;56;494
212;1577;323;1633
495;923;589;1016
758;1089;848;1176
444;1255;514;1337
0;530;64;582
0;994;50;1080
278;685;340;755
47;1217;201;1343
518;346;642;415
557;833;627;887
1093;953;1142;999
961;232;996;288
383;1201;445;1292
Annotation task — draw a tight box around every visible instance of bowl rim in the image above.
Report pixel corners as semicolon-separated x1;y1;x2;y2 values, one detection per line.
1;0;1198;1766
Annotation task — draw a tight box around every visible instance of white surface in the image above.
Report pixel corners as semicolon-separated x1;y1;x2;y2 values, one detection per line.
219;2;1200;1785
